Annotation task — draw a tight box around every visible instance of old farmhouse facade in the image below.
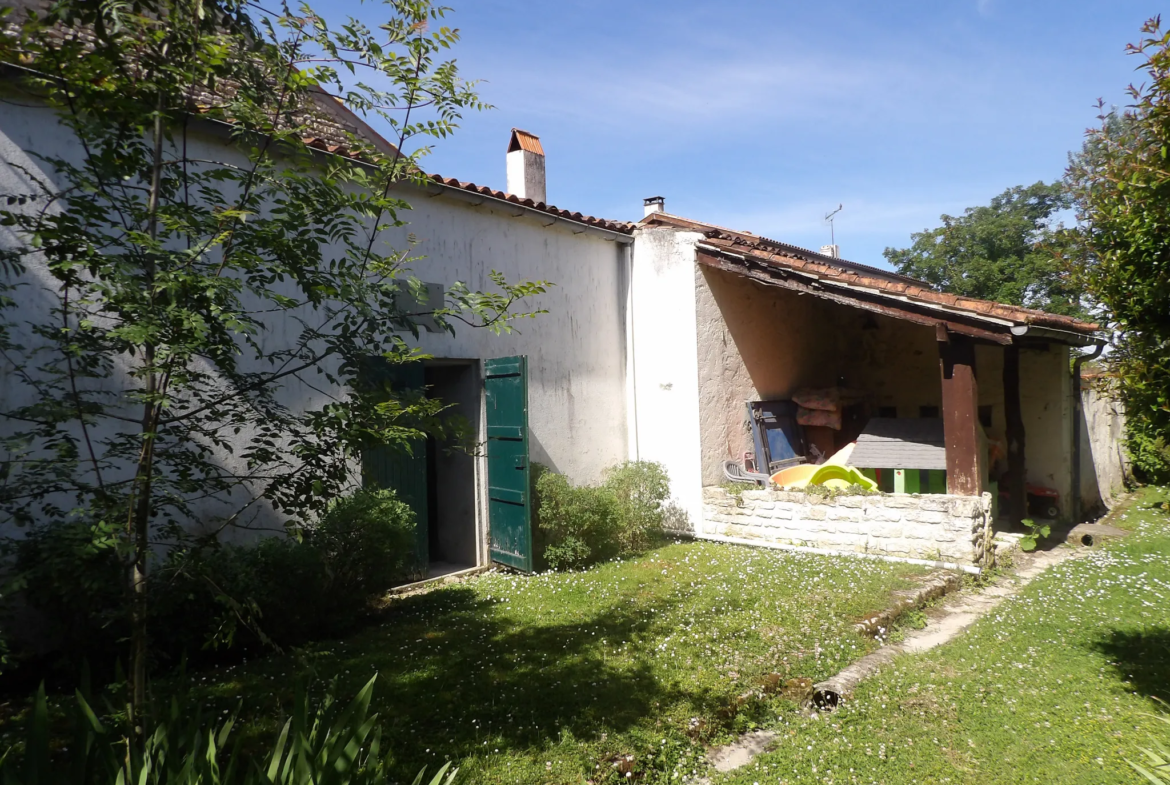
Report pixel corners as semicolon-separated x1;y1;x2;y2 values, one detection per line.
0;70;1120;577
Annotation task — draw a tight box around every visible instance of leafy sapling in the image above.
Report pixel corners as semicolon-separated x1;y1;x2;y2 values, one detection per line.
1018;518;1051;552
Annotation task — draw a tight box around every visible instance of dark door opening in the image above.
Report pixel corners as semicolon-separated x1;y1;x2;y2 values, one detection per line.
423;361;479;575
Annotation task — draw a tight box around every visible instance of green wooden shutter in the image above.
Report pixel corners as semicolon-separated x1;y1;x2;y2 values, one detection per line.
484;356;532;572
359;359;428;577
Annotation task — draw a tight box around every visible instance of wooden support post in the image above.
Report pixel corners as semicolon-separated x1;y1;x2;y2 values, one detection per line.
938;330;982;496
1003;344;1027;526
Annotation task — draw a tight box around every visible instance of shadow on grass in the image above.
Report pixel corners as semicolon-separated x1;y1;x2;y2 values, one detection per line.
223;582;713;778
1092;626;1170;703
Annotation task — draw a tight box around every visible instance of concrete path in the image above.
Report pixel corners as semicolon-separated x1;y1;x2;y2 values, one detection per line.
900;544;1082;654
696;538;1101;783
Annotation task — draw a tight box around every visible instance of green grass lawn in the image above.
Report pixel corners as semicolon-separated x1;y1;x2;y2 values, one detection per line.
720;487;1170;785
168;540;926;784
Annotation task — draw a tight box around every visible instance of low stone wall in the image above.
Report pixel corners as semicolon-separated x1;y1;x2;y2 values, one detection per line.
703;487;994;566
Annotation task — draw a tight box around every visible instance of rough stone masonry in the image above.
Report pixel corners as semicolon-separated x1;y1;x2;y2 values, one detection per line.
702;488;994;566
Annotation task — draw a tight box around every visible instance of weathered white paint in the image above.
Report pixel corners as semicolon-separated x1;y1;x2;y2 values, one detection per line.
505;148;546;205
1079;381;1128;511
0;96;630;559
627;225;704;528
1018;345;1073;515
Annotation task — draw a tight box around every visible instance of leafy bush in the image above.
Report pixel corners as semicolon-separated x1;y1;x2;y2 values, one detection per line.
535;472;620;571
603;461;671;552
1;489;417;675
535;461;672;570
310;488;419;597
1;520;127;673
0;677;458;785
1129;429;1170;486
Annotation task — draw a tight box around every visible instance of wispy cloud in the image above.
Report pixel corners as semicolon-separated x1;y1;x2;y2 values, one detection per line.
976;0;995;18
469;34;982;145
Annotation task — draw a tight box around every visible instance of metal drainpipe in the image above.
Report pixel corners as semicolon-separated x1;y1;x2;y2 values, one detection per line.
1071;342;1105;523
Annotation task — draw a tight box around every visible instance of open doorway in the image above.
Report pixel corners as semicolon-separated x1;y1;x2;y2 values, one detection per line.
423;360;479;577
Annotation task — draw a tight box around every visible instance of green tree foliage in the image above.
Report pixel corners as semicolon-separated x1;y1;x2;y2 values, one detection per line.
883;182;1087;318
1066;17;1170;483
0;0;546;711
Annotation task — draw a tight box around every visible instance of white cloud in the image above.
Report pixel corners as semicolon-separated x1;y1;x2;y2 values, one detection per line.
471;38;975;144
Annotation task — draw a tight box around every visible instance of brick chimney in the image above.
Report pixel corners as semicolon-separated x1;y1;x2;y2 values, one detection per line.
507;129;546;204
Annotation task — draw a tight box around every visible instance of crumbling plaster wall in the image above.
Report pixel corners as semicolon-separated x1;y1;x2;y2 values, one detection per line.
693;268;948;486
1017;345;1073;513
694;267;836;486
1080;380;1128;511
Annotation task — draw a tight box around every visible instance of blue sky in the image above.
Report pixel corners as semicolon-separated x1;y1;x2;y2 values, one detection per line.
337;0;1154;270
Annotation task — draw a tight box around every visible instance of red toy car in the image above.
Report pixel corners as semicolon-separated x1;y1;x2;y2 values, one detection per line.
998;484;1061;520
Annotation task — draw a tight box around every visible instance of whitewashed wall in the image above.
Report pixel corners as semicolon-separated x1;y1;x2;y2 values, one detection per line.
627;225;705;528
0;95;632;544
1080;382;1128;511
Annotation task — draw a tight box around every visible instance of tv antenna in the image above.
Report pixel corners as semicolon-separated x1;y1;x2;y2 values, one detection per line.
825;204;843;246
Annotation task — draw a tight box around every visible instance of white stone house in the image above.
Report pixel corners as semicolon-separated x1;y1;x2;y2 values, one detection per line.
0;69;1116;575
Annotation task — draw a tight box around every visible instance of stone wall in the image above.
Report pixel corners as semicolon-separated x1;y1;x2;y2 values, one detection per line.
1080;381;1128;512
703;487;994;566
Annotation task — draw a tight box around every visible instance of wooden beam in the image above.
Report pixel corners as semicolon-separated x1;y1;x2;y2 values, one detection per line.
939;333;983;496
1003;344;1027;525
696;249;1012;345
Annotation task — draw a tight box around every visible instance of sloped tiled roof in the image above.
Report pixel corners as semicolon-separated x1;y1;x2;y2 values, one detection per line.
697;230;1099;335
643;211;1099;339
424;175;634;234
2;5;633;237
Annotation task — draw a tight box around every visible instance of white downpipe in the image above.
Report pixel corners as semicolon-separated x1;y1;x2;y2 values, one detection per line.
690;532;982;575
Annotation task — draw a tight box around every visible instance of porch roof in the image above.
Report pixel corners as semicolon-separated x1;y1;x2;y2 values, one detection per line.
642;212;1101;347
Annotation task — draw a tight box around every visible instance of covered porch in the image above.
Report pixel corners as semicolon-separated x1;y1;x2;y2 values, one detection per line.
691;231;1101;563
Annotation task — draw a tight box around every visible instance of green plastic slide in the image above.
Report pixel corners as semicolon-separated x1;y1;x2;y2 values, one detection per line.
807;463;878;491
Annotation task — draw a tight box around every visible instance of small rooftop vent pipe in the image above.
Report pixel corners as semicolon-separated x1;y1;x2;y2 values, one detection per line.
506;128;546;204
644;196;665;217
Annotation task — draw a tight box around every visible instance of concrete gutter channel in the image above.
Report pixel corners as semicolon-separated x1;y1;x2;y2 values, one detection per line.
697;509;1133;782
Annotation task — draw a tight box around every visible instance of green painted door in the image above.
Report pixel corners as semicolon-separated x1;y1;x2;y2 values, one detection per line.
360;359;428;578
485;356;532;572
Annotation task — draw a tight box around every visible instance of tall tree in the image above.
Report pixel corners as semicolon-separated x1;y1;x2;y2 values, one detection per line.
1066;17;1170;483
883;182;1087;318
0;0;545;717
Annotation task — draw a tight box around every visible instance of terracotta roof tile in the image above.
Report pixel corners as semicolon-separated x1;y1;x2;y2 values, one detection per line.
508;128;544;156
3;9;633;237
424;175;635;234
698;231;1099;335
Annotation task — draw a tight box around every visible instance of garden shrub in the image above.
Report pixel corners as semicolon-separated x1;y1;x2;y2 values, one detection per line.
535;471;620;570
310;487;418;599
535;460;672;570
1;488;417;676
1;519;127;674
603;460;671;552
